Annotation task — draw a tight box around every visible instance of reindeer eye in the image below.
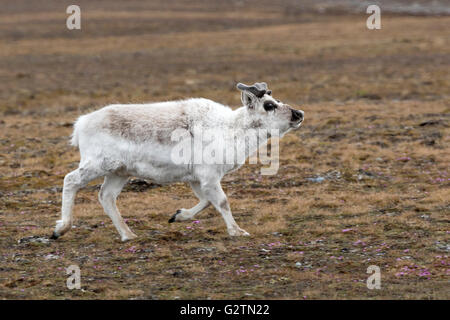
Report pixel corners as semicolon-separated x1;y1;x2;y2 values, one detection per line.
263;101;277;112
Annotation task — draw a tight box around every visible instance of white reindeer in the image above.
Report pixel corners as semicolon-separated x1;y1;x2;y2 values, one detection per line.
52;82;304;241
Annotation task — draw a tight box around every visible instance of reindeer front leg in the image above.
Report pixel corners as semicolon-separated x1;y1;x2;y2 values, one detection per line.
201;180;250;236
169;181;210;223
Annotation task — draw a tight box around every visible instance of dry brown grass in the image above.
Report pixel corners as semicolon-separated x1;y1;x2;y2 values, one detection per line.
0;1;449;299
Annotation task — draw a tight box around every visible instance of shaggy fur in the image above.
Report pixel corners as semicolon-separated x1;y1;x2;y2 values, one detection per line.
53;83;304;241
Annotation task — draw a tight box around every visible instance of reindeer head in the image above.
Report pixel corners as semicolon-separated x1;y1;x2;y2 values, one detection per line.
237;82;304;135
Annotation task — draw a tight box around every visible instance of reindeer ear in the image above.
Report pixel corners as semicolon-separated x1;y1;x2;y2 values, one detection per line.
241;91;256;109
237;82;258;108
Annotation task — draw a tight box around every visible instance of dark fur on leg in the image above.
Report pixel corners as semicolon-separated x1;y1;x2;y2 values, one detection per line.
168;209;182;223
50;232;59;240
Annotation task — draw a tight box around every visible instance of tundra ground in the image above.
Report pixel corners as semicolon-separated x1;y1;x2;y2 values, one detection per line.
0;1;449;299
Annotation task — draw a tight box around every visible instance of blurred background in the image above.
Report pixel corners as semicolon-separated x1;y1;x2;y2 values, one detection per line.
1;0;449;114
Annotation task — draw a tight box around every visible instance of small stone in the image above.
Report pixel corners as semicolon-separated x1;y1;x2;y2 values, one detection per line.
44;254;59;260
18;236;50;244
307;176;325;183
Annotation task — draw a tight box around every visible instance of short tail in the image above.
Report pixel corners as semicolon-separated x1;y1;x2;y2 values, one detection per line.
70;115;84;147
70;131;79;147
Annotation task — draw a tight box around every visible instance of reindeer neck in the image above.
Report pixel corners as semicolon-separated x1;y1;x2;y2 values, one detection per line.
230;106;270;159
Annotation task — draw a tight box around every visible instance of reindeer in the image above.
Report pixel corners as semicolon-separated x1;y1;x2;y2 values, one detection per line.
52;82;304;241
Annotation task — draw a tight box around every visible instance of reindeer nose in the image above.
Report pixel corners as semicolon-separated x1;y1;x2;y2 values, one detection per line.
291;109;304;122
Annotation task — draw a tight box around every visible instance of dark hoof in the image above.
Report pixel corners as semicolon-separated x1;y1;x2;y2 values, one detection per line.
50;232;59;240
168;210;181;223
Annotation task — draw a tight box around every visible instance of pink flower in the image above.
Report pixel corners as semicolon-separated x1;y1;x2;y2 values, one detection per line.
124;246;137;253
